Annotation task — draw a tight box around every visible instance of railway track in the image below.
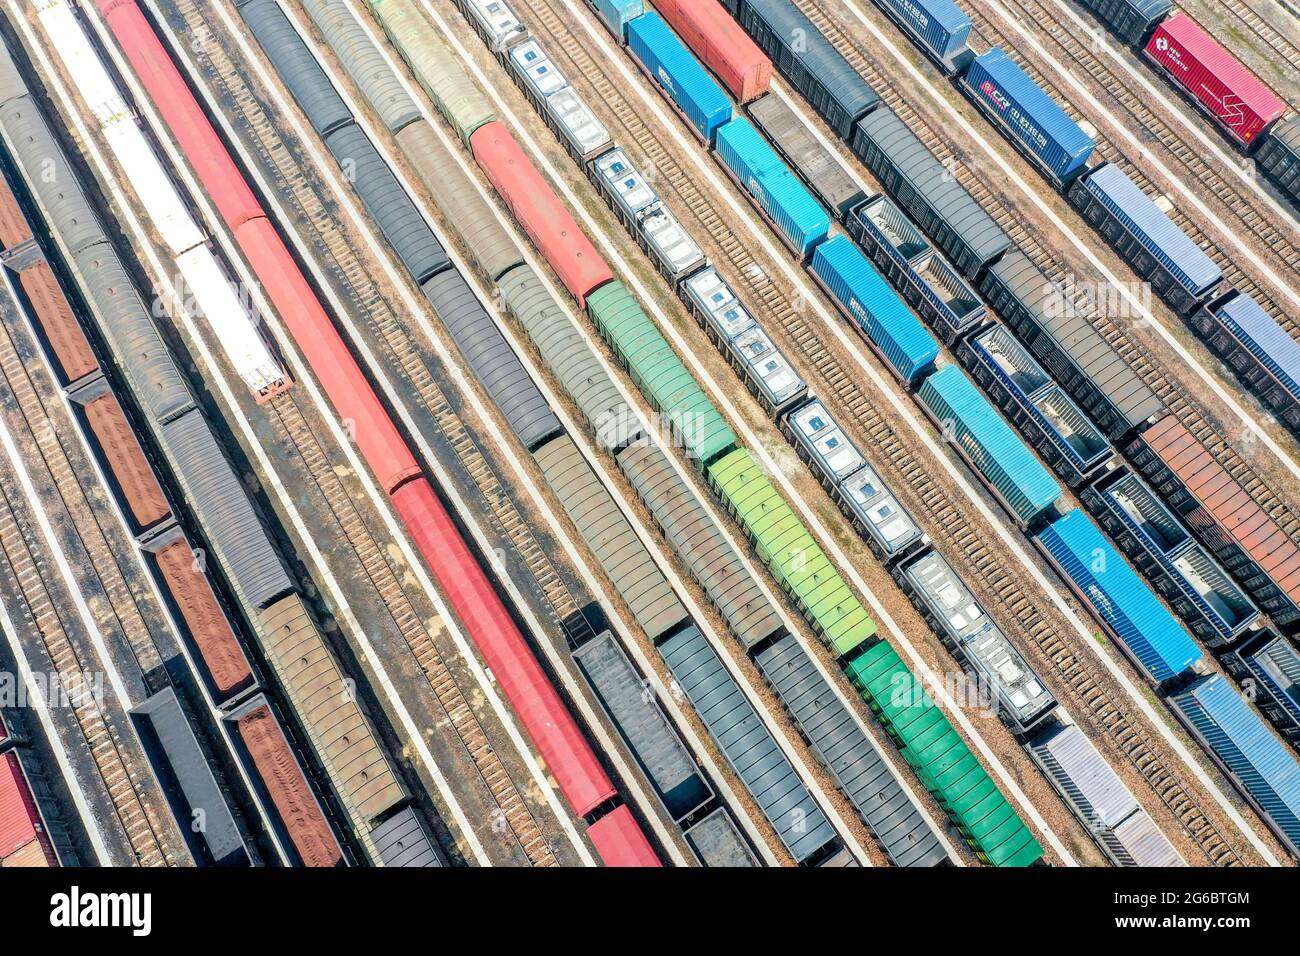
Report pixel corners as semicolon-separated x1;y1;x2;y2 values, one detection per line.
968;0;1300;341
0;319;177;867
798;0;1300;556
530;0;1249;865
168;0;653;866
1221;0;1300;79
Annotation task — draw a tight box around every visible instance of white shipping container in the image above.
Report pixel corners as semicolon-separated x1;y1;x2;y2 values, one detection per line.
35;0;131;125
175;247;287;398
102;121;204;255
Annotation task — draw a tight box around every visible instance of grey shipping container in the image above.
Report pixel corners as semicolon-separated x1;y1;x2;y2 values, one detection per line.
616;440;783;650
1257;116;1300;206
978;250;1165;440
73;243;196;425
300;0;422;135
497;266;641;451
420;269;562;451
683;808;759;866
850;108;1010;279
535;436;687;640
394;123;524;283
371;806;443;866
160;410;293;610
748;93;866;218
660;624;838;864
321;124;449;283
573;631;711;820
131;688;250;866
238;0;355;137
0;97;106;256
755;634;948;866
734;0;880;138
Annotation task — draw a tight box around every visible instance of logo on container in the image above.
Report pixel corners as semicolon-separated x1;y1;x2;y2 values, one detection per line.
980;79;1011;112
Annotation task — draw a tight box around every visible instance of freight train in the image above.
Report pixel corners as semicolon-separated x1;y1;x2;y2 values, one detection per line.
468;0;1300;859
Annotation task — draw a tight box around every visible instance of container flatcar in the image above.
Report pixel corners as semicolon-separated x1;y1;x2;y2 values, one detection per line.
782;399;923;560
978;250;1166;441
1068;163;1222;315
1144;14;1287;150
959;323;1113;489
1256;115;1300;207
652;0;772;104
1169;674;1300;856
1076;0;1171;46
1035;509;1204;683
847;197;985;344
962;48;1096;183
870;0;973;74
896;550;1057;734
715;118;830;256
728;0;880;138
917;364;1063;526
682;808;758;866
627;12;734;142
746;93;865;218
227;697;345;867
1029;723;1184;865
1192;291;1300;434
1222;631;1300;745
851;107;1011;279
809;234;940;384
1081;466;1258;647
0;749;56;867
1125;416;1300;633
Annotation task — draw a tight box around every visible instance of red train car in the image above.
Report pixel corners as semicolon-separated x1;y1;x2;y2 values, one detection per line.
587;804;661;867
0;751;57;867
1144;14;1287;148
652;0;771;104
391;479;618;817
469;122;613;307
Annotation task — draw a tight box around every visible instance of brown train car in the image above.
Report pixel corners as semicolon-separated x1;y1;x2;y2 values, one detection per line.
80;391;171;532
230;697;344;867
153;537;255;700
258;594;405;827
0;177;32;250
18;262;97;385
1127;416;1300;633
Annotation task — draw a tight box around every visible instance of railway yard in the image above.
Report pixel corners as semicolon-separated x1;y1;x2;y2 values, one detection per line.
0;0;1296;880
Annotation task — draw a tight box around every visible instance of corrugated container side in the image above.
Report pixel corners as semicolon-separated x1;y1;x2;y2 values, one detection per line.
871;0;972;69
1256;116;1300;203
626;13;733;141
589;0;644;38
653;0;772;103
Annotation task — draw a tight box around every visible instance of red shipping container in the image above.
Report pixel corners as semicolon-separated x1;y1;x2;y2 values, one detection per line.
0;752;54;864
391;478;618;818
588;805;661;867
653;0;771;104
469;122;613;307
1145;14;1287;147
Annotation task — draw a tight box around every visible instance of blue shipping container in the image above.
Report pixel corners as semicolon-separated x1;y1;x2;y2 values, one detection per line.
627;13;733;142
715;119;829;255
1214;292;1300;405
1170;674;1300;854
715;117;786;186
811;235;940;382
1037;509;1203;682
590;0;643;37
918;364;1062;524
872;0;972;72
964;49;1095;181
1083;164;1222;297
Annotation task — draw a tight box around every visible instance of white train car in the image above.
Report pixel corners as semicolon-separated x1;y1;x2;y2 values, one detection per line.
34;0;289;402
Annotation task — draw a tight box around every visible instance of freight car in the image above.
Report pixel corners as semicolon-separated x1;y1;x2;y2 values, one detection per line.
653;0;771;104
747;93;865;219
591;150;705;284
1255;115;1300;207
1220;631;1300;746
0;735;58;867
869;0;973;74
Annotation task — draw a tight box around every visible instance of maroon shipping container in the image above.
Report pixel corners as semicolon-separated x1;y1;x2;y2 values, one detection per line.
1144;14;1287;147
653;0;771;103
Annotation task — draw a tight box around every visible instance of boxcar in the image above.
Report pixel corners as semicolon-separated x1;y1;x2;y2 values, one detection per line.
959;323;1113;489
897;549;1057;735
1144;14;1287;149
1080;466;1258;646
962;49;1095;183
1256;115;1300;207
627;12;734;142
1035;509;1203;683
870;0;973;74
370;805;442;867
1075;0;1171;46
1169;674;1300;857
239;0;353;136
851;108;1011;279
917;364;1063;526
1068;163;1221;315
1191;291;1300;434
